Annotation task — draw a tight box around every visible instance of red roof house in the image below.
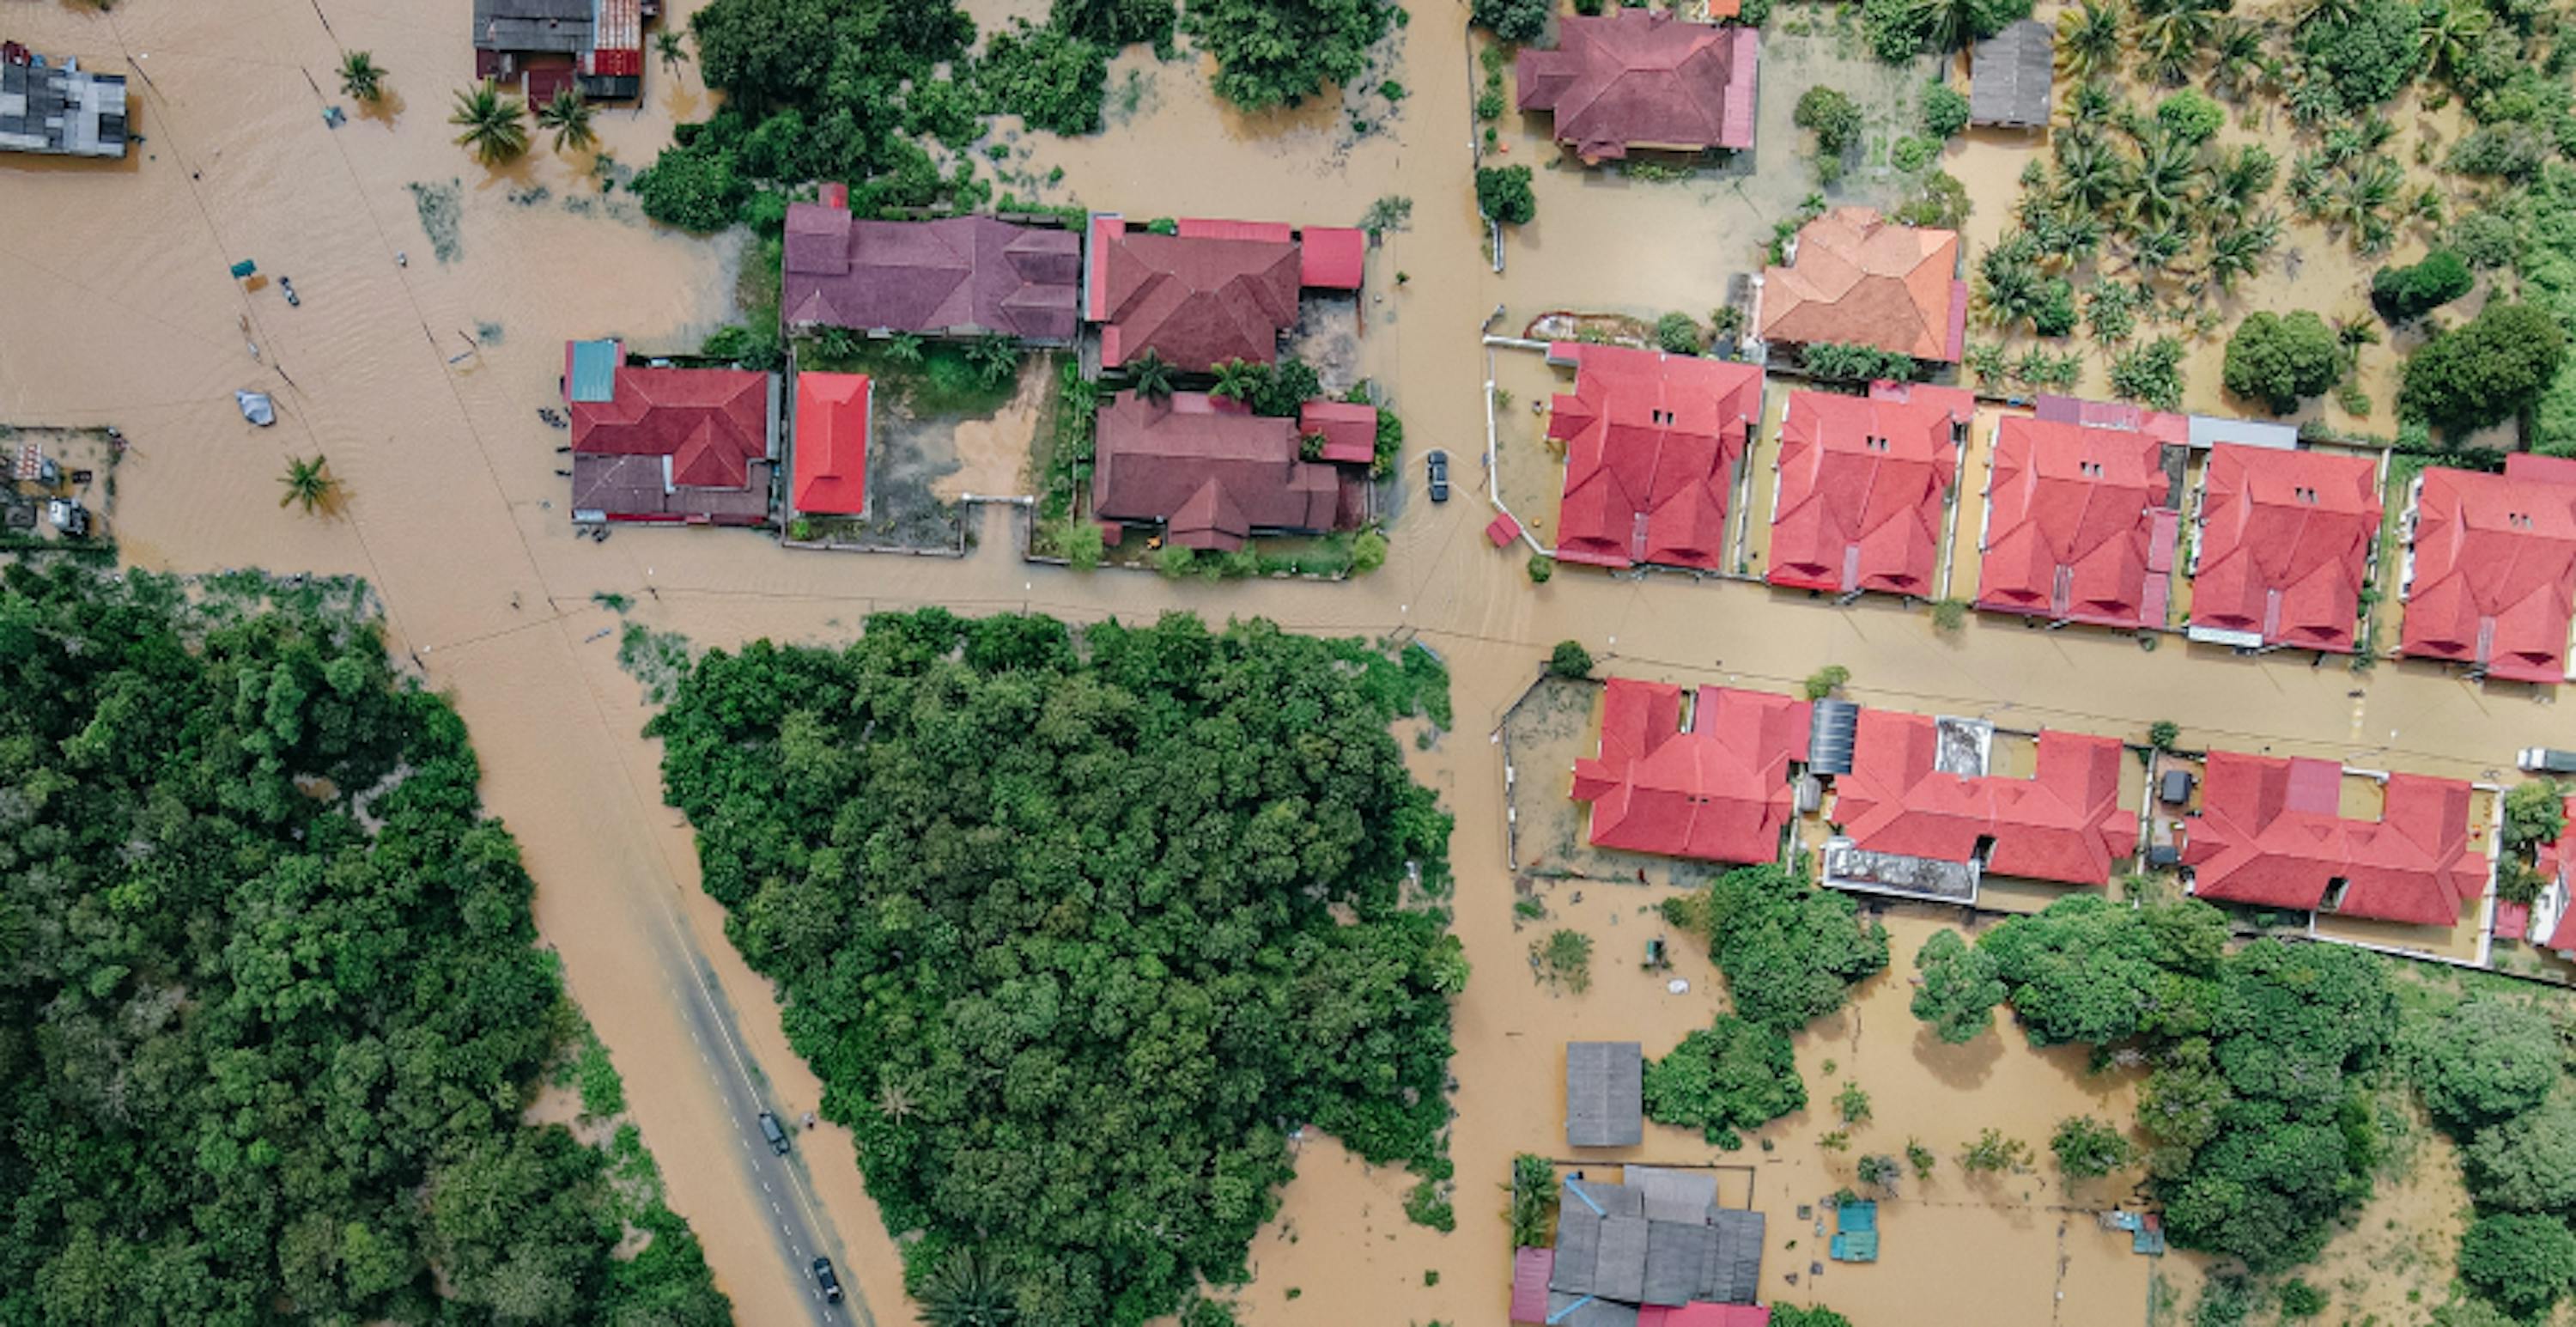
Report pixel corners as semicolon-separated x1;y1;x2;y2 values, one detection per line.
1638;1307;1773;1327
792;372;870;518
2397;458;2576;683
1085;216;1303;371
1767;389;1965;596
2189;445;2380;652
782;203;1081;344
1758;208;1967;362
1300;399;1380;465
1571;680;1811;865
1977;416;2178;629
1832;711;2136;886
2538;796;2576;953
1516;9;1761;161
1089;391;1364;551
564;340;776;524
2184;752;2485;925
1549;343;1765;570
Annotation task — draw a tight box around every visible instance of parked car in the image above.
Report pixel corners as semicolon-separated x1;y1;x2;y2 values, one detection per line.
813;1257;843;1303
2520;747;2576;776
757;1111;789;1155
1426;449;1450;502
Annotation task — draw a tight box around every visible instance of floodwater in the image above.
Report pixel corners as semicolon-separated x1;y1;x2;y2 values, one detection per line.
3;0;2567;1323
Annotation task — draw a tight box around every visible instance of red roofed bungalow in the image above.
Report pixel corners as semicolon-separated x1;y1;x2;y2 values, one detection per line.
1085;215;1357;370
1832;711;2136;886
1300;399;1380;465
563;339;777;525
791;372;870;519
1548;343;1765;571
1571;680;1811;865
2184;752;2485;925
2188;444;2381;652
2397;456;2576;683
781;199;1082;344
1758;207;1967;362
1089;391;1366;551
1767;388;1965;596
1977;416;2179;629
1516;9;1760;162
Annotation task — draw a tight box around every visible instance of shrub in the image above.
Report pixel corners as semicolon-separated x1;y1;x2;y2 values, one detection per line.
1534;928;1594;991
1802;664;1850;701
1472;0;1552;41
1801;343;1918;384
2401;301;2568;432
1476;165;1537;224
1548;640;1595;679
1959;1129;2033;1172
1891;134;1935;173
2297;0;2425;114
1642;1016;1807;1147
2223;311;2342;414
1062;520;1105;570
2154;90;2226;145
2451;211;2518;270
2148;719;2182;752
1905;1138;1936;1178
2050;1115;2138;1178
2459;1212;2576;1318
2276;1281;2325;1319
1923;82;1970;137
1351;530;1388;574
1857;1154;1903;1191
1794;85;1864;158
1656;313;1703;355
1528;554;1554;583
1836;1080;1873;1124
2111;337;2187;411
1155;543;1197;577
1772;1310;1856;1327
2371;249;2475;322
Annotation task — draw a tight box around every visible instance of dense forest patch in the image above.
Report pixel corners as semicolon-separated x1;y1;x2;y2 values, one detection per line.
0;565;727;1325
647;610;1460;1326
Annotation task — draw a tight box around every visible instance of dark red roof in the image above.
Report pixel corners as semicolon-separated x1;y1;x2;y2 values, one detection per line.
2542;797;2576;952
1637;1306;1772;1327
1767;388;1964;595
1548;343;1765;570
1488;511;1526;547
2397;463;2576;683
1301;399;1379;465
1300;227;1367;290
1571;679;1811;865
792;372;869;516
1510;1247;1554;1324
1517;9;1760;159
782;205;1081;343
564;340;773;522
1088;391;1362;550
2184;752;2484;925
1832;711;2136;886
1977;416;2175;628
1086;218;1302;371
2189;445;2380;652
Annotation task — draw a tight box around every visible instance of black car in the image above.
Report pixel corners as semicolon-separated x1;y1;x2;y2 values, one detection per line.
813;1257;843;1303
1426;449;1450;502
757;1111;789;1155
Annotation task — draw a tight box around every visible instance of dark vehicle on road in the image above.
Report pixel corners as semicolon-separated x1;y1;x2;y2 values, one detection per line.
813;1257;842;1303
1426;449;1449;502
757;1111;789;1155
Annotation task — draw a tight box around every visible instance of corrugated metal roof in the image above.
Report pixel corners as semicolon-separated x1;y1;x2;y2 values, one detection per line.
568;339;620;403
1566;1042;1643;1147
1969;21;2053;127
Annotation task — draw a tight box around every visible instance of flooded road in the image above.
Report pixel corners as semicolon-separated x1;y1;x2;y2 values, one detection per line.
1;0;2562;1322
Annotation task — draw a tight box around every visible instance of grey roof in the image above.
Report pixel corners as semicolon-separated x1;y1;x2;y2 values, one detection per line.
1546;1292;1643;1327
1968;21;2053;128
1708;1208;1766;1304
1567;1042;1644;1147
0;61;129;159
1626;1166;1720;1222
1552;1176;1766;1310
2187;414;2300;451
472;0;590;53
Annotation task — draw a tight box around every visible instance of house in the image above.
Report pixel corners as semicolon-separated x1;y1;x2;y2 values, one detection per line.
1566;1042;1644;1147
2183;752;2485;926
1830;710;2136;887
2532;796;2576;957
1516;9;1760;162
1550;1172;1765;1322
0;48;127;159
2397;455;2576;683
1767;386;1968;596
472;0;646;100
1756;208;1967;363
1969;20;2053;129
790;372;870;520
1976;415;2180;629
1549;344;1765;571
1300;399;1380;466
1571;680;1811;866
1088;391;1366;550
2187;444;2381;652
1083;216;1366;371
781;197;1082;344
563;339;778;525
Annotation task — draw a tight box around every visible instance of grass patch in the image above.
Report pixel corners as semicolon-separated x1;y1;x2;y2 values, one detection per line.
804;339;1026;417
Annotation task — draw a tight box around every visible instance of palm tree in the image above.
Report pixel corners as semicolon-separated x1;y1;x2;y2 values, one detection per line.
337;51;386;103
653;31;689;77
2125;131;2202;228
967;334;1020;387
2418;0;2492;82
1911;0;1987;54
884;332;925;366
2137;3;2215;85
2206;20;2269;100
2053;129;2122;213
1210;358;1264;401
2061;80;2118;130
2202;214;2281;291
916;1251;1016;1327
874;1080;918;1122
537;86;596;154
279;456;336;514
1128;350;1176;403
2203;143;2278;219
2056;0;2127;82
448;80;528;166
2300;0;2361;26
2125;221;2191;280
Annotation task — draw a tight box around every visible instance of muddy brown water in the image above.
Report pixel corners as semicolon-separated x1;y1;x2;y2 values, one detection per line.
3;0;2566;1322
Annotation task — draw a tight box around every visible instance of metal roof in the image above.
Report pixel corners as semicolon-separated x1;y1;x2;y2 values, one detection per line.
568;339;620;403
1968;21;2052;128
0;60;130;159
1566;1042;1644;1147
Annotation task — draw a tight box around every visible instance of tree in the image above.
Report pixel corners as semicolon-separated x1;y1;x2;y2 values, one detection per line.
1923;82;1971;137
976;21;1111;136
2402;302;2568;432
1477;165;1537;226
1772;1309;1856;1327
2502;779;2567;854
2298;0;2426;113
1836;1080;1874;1124
1185;0;1395;113
2154;89;2225;143
917;1250;1018;1326
2371;249;2475;322
2415;999;2561;1131
1535;928;1595;991
655;30;690;76
1857;1154;1903;1192
632;137;745;231
1128;350;1176;403
337;50;387;103
1794;85;1864;160
2463;1099;2576;1212
968;333;1022;387
278;455;336;514
1642;1016;1808;1147
1548;641;1595;679
1509;1153;1559;1247
2111;337;2187;410
1656;313;1704;355
449;79;530;165
2050;1115;2139;1178
2459;1213;2576;1318
1802;664;1850;701
2223;311;2342;414
1528;554;1555;583
1959;1129;2034;1172
1472;0;1551;41
537;86;598;154
1911;929;2007;1043
1666;864;1889;1031
2056;0;2126;81
1212;357;1264;401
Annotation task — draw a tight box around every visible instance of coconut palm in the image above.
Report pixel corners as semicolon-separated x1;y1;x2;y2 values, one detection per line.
2057;0;2128;80
874;1080;918;1122
2202;213;2281;291
337;51;386;103
653;30;689;77
2300;0;2362;26
537;87;596;154
2054;129;2123;213
2206;19;2269;100
2061;79;2119;130
2204;143;2279;218
2125;221;2192;279
448;80;528;166
884;332;925;365
1909;0;1989;55
2138;7;2214;84
1211;357;1264;401
2418;0;2493;82
967;334;1020;387
2125;131;2202;228
1128;350;1176;403
279;455;336;514
916;1251;1016;1327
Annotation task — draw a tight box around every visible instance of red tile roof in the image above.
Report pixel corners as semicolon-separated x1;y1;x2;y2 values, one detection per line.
1089;391;1363;551
1758;208;1966;362
564;340;774;522
1488;511;1527;547
792;372;869;517
1548;343;1765;570
1511;1247;1554;1324
1978;417;2176;628
2541;798;2576;952
1300;399;1379;465
2032;393;2190;442
1638;1306;1771;1327
1571;680;1811;865
2398;464;2576;683
2190;445;2380;652
781;206;1080;343
1832;712;2136;886
2184;752;2485;925
1767;389;1964;595
1300;227;1368;290
1086;218;1302;371
1516;10;1760;159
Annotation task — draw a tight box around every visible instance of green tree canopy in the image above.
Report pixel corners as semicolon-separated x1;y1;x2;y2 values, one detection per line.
2463;1098;2576;1211
2222;310;2343;414
1478;165;1537;225
1642;1016;1807;1147
1911;928;2007;1044
2401;301;2569;432
1185;0;1395;112
2414;999;2561;1131
1667;865;1890;1032
2460;1212;2576;1318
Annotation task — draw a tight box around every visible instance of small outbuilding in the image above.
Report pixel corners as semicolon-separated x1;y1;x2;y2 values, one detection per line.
1968;21;2053;130
1566;1041;1645;1147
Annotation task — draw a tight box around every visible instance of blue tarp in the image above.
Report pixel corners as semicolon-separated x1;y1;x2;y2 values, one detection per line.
568;338;620;403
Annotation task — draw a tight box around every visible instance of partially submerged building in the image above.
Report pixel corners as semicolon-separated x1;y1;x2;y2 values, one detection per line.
1766;385;1969;597
1516;9;1759;163
0;48;128;159
1571;680;1810;866
2187;443;2380;652
781;194;1082;344
1548;344;1766;571
2182;752;2485;925
1566;1041;1644;1148
1967;20;2053;129
1755;208;1966;363
789;372;871;520
563;339;779;525
1082;215;1364;371
1828;710;2136;894
471;0;646;100
1544;1171;1765;1325
2397;455;2576;683
1975;414;2182;630
1087;391;1366;551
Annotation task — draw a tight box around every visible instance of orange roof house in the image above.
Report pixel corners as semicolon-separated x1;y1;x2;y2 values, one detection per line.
792;372;870;518
1571;680;1811;866
2397;455;2576;683
2188;444;2380;652
1516;9;1761;161
2184;752;2485;926
1766;387;1966;596
1832;711;2136;886
563;339;776;525
1088;391;1366;551
1548;343;1765;571
1757;208;1967;362
1977;416;2179;630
